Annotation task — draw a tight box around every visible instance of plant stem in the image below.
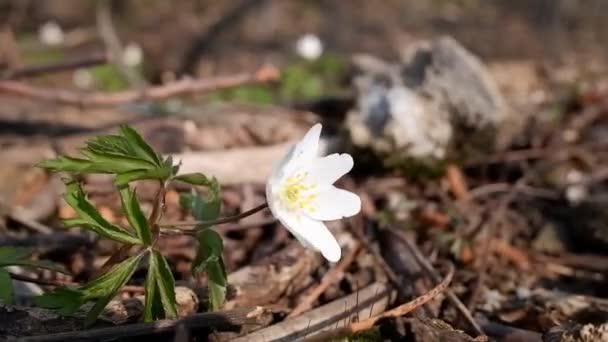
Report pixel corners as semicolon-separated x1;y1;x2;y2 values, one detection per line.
159;202;269;233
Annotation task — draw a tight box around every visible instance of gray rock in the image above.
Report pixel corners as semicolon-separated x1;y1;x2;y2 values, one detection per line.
347;36;520;172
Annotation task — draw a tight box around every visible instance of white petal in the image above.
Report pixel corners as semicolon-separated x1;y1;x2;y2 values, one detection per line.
306;153;354;186
274;207;341;262
268;144;295;184
303;186;361;221
283;123;322;174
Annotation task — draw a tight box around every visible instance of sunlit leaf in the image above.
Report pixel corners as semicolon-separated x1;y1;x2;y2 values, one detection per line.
38;125;174;185
119;186;152;245
119;125;163;166
63;180;141;245
193;229;227;310
80;253;143;300
149;251;178;319
83;252;144;326
115;168;171;188
143;263;163;322
180;187;227;310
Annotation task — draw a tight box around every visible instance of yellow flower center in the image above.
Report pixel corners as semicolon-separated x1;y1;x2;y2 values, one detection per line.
278;172;318;211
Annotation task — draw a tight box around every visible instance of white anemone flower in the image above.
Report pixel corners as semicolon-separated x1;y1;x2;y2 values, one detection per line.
266;123;361;262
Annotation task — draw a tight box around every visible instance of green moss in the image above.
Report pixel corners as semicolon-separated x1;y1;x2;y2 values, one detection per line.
90;65;130;92
23;49;65;65
347;327;382;341
208;85;275;105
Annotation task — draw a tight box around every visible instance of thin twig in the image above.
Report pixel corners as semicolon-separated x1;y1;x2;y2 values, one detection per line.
0;65;279;106
288;243;361;318
305;262;455;342
391;229;485;336
348;221;400;287
159;202;268;231
0;54;107;80
467;178;525;311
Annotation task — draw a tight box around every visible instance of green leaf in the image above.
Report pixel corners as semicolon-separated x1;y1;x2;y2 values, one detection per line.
0;269;13;304
35;288;85;315
143;263;163;322
37;125;173;185
119;187;152;245
63;180;141;245
149;251;178;319
193;229;227;310
207;263;227;311
192;229;224;276
119;125;162;166
79;149;157;173
83;253;144;326
173;173;218;189
81;253;143;300
178;176;221;227
115;167;171;187
37;156;94;173
180;187;226;310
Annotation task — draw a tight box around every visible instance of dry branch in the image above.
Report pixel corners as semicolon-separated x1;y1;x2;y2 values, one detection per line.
305;262;454;342
232;282;394;342
18;306;268;342
392;229;485;336
0;65;279;106
0;54;108;80
287;242;361;318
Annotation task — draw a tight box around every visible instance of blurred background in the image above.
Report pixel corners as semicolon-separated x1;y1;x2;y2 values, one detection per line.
2;1;608;341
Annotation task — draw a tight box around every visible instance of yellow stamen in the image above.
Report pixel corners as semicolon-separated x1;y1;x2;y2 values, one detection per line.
278;172;318;211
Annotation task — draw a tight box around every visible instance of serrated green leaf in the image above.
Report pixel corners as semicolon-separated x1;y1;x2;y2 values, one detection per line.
193;229;227;310
37;156;94;173
0;269;13;304
81;253;143;300
181;187;226;310
119;125;162;166
192;229;224;276
34;288;85;315
86;135;132;156
63;181;141;245
84;252;142;326
143;263;163;322
150;251;178;319
119;187;152;245
79;149;156;173
115;167;171;187
207;268;227;311
38;125;171;184
179;181;221;227
173;173;219;190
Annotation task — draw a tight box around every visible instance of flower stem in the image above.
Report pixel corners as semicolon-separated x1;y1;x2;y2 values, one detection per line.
159;202;269;231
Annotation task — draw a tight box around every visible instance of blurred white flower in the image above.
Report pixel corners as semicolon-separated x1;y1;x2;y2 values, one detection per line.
72;68;93;89
266;123;361;262
122;42;143;67
39;21;64;46
295;33;323;60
